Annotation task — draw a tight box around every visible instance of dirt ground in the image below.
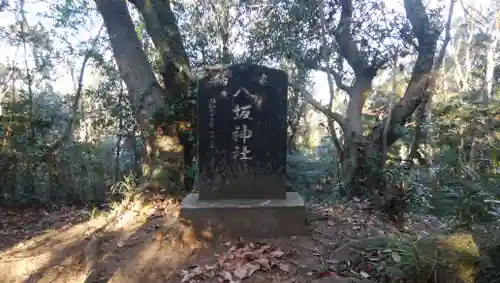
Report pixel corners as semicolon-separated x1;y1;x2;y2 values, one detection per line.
0;196;416;283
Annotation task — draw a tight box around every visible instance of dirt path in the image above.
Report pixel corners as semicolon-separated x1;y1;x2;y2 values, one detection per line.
0;198;397;283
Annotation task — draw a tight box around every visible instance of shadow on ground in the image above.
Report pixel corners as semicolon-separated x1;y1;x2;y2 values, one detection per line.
0;196;204;283
0;206;91;253
0;197;425;283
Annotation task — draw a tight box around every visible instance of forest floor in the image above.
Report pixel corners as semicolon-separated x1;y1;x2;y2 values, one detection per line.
0;194;444;283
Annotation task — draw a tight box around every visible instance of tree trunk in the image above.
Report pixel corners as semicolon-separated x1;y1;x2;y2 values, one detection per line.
408;0;454;165
341;0;448;225
220;3;231;65
95;0;192;196
342;75;374;197
287;88;303;154
114;82;125;183
483;33;497;105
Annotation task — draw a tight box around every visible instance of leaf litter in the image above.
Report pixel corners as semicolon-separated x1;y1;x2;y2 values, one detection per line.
178;198;444;283
180;241;291;282
0;195;447;283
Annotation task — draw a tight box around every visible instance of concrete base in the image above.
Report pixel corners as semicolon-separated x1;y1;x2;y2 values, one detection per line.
179;192;307;242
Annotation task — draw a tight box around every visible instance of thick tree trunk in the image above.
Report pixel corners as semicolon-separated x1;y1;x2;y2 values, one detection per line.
95;0;192;196
342;0;447;225
130;0;195;192
341;75;375;197
408;0;454;164
128;0;191;99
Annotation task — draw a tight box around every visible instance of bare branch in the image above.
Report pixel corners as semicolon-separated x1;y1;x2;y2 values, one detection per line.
317;0;338;112
435;0;455;69
308;65;351;92
40;24;106;160
297;57;352;92
0;64;19;98
459;0;488;25
289;84;348;132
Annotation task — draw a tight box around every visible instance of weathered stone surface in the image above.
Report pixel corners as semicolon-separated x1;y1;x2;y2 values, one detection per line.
181;63;307;239
197;63;288;200
179;192;307;240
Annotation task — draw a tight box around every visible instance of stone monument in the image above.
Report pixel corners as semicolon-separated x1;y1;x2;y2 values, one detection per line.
180;63;307;240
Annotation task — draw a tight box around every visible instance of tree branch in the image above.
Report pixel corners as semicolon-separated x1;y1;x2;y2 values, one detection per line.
128;0;192;98
289;51;352;92
301;58;352;92
40;24;105;161
435;0;454;69
289;84;348;132
404;0;436;40
334;0;367;74
95;0;166;133
408;0;455;160
367;0;442;147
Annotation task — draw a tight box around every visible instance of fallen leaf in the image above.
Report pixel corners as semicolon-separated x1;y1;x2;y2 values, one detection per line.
220;270;233;281
242;251;259;260
233;267;247;279
205;263;218;271
246;262;260;276
217;254;228;266
270;249;285;258
360;271;370;278
233;262;260;279
310;248;321;256
192;266;203;275
180;270;195;283
235;248;246;258
236;240;245;249
231;258;246;269
278;263;290;272
255;257;270;270
260;244;272;251
392;251;401;263
315;270;336;278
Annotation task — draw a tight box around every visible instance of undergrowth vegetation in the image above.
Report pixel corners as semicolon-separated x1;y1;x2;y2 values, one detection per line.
287;98;500;282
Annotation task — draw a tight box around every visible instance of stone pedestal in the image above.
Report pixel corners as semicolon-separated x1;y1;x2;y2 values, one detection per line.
179;192;307;241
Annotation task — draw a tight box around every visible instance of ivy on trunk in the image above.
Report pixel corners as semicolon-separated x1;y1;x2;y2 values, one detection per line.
94;0;194;196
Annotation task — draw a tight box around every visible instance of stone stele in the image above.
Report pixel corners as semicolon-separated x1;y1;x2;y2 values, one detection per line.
180;63;307;241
